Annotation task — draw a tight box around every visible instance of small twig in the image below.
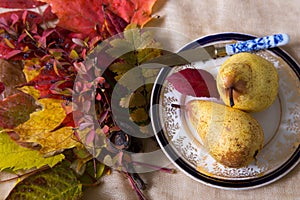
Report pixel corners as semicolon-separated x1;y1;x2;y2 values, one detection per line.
132;161;176;174
125;172;147;200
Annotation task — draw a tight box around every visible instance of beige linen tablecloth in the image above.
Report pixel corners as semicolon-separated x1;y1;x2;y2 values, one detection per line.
84;1;300;200
0;1;298;200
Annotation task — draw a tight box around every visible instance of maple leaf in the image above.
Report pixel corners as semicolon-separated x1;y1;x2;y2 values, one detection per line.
166;68;220;98
12;98;80;154
7;161;82;200
0;132;64;171
107;0;158;27
39;0;157;37
37;0;114;37
0;0;45;8
0;92;40;129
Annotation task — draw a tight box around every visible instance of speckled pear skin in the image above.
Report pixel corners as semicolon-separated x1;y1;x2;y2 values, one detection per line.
186;100;264;168
216;53;279;112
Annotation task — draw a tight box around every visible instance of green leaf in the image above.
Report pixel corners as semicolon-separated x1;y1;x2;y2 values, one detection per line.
7;162;82;200
0;132;64;171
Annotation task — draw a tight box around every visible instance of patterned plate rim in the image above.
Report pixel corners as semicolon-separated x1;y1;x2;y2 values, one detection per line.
150;32;300;190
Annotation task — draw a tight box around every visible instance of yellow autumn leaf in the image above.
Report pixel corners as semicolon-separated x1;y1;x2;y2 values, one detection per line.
18;86;41;99
13;98;80;154
23;59;42;82
0;132;64;171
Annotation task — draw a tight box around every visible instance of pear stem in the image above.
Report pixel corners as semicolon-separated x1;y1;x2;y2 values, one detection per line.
171;103;185;109
229;87;235;107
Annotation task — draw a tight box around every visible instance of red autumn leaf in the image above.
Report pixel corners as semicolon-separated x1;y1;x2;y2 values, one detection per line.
166;68;219;98
43;5;58;22
51;112;76;132
101;7;128;39
39;0;157;36
20;67;74;99
0;10;49;60
0;0;45;8
0;92;40;129
0;44;22;60
0;82;5;95
107;0;157;27
38;0;107;36
0;10;44;29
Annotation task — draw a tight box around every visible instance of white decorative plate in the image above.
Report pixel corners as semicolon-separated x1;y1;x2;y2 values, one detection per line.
150;33;300;189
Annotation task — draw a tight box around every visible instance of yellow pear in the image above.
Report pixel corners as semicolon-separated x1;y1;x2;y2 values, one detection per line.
216;53;279;112
186;100;264;168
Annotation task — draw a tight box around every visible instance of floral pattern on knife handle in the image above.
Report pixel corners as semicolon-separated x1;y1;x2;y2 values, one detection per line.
225;34;290;55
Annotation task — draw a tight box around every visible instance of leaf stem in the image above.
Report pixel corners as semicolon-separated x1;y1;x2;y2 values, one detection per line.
0;166;49;183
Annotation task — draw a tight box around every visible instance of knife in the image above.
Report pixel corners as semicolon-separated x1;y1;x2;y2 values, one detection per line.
143;33;290;67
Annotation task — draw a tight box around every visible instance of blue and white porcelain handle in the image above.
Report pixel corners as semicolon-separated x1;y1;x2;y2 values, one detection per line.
225;33;290;55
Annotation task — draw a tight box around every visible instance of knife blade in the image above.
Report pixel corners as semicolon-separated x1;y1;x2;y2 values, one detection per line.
143;33;290;68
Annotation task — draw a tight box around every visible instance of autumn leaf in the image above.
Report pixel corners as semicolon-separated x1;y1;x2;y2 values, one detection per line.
7;161;82;200
130;108;149;124
0;92;40;129
100;6;128;39
12;98;80;154
0;0;45;8
166;68;220;98
105;0;158;27
107;26;161;128
0;10;54;60
39;0;158;37
20;67;74;99
108;25;161;89
0;82;4;95
38;0;124;37
0;132;64;171
0;60;26;97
